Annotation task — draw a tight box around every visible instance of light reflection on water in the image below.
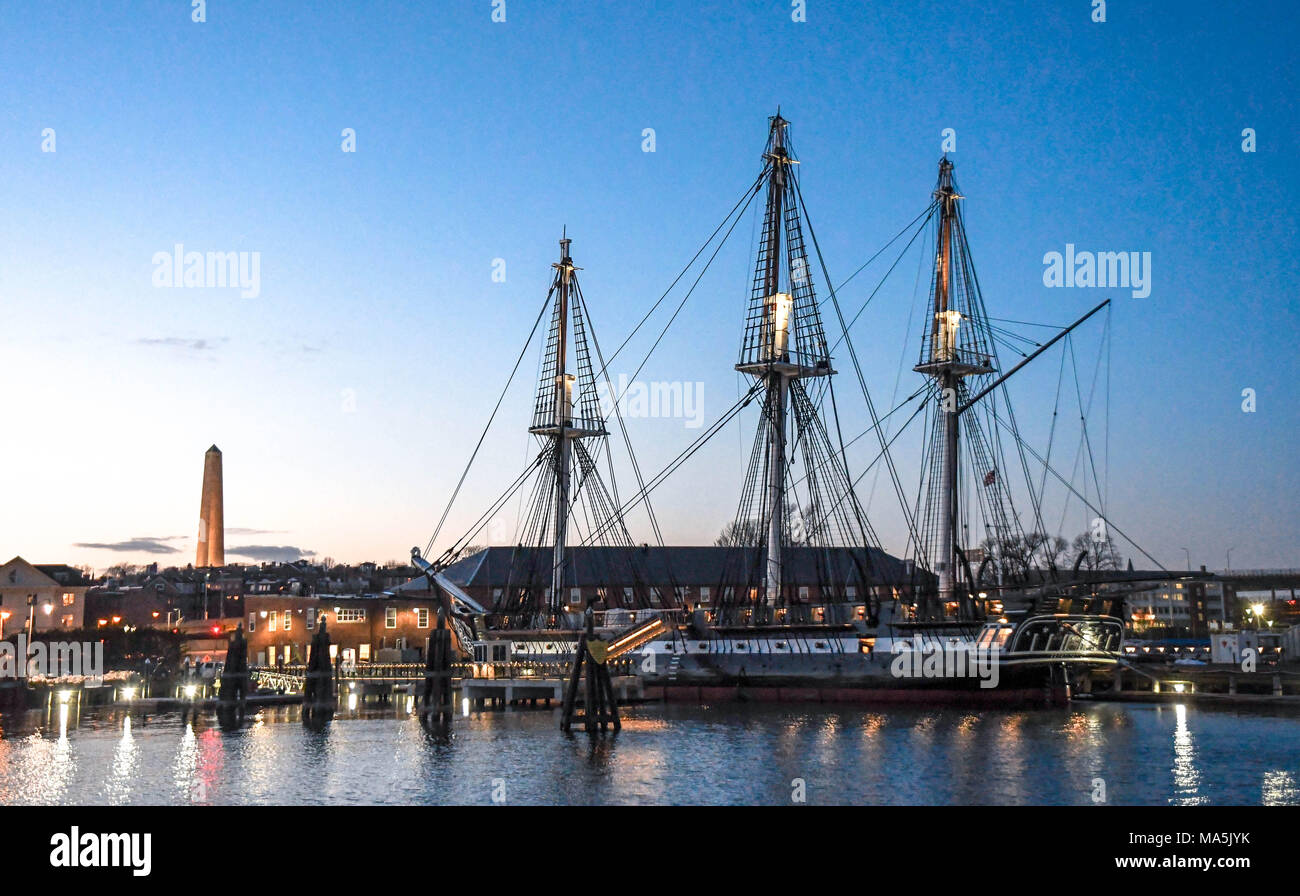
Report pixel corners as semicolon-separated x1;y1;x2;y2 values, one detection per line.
0;701;1294;806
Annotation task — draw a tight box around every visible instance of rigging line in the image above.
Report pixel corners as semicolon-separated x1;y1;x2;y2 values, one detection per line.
788;383;932;492
985;411;1166;572
439;450;550;564
1067;332;1107;525
826;203;938;358
1040;341;1069;533
869;217;928;516
829;200;938;296
598;173;764;428
575;381;765;551
792;176;925;554
591;166;769;385
573;280;666;548
952;215;1041;526
985;315;1072;329
837;392;932;526
424;287;554;560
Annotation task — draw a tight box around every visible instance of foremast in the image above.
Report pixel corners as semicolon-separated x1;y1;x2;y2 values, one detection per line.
528;234;607;627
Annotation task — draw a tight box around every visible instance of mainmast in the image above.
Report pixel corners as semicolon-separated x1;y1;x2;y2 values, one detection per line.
733;112;831;610
914;158;995;619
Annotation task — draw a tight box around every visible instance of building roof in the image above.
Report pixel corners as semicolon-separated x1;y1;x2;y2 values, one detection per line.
440;545;911;589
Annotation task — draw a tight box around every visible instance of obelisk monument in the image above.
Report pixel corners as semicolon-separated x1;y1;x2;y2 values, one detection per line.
196;445;224;568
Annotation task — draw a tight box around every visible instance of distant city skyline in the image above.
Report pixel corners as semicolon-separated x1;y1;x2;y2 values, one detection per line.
2;1;1297;571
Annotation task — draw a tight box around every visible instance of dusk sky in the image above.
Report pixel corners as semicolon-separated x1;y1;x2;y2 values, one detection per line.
1;0;1296;571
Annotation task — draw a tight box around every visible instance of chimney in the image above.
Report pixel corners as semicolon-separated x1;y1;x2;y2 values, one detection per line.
197;445;225;568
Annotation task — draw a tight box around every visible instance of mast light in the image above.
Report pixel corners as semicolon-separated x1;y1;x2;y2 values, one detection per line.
768;292;793;360
936;309;963;361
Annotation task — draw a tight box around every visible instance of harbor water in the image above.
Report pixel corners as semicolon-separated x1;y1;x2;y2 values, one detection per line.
0;700;1296;806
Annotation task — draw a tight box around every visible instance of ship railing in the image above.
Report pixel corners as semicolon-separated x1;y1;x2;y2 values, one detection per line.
1007;615;1125;656
463;658;636;680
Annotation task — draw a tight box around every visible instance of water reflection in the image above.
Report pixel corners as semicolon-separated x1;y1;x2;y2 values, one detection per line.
1170;703;1207;806
0;701;1294;805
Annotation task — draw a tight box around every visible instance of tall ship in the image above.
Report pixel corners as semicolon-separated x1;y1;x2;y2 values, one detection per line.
417;113;1137;705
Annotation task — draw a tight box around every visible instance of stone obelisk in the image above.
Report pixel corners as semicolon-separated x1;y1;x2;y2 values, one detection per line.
197;445;224;568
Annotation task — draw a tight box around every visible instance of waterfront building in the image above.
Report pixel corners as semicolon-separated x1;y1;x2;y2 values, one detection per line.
0;556;90;633
243;593;444;667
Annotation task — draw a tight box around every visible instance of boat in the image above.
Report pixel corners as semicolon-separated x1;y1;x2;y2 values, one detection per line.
421;113;1133;706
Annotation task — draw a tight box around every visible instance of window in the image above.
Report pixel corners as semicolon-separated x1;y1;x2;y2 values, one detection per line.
798;586;810;601
570;588;581;604
283;610;292;632
62;593;75;606
335;608;366;623
700;587;711;604
248;612;255;632
846;586;857;599
269;611;278;632
61;614;74;628
306;611;315;631
359;643;371;661
417;607;429;628
385;607;397;629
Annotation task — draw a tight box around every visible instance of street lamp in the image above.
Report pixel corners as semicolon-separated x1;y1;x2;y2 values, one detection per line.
1225;547;1235;572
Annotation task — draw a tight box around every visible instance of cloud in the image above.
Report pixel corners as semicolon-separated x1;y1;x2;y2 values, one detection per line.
225;528;283;535
227;545;316;562
75;537;183;555
136;337;224;352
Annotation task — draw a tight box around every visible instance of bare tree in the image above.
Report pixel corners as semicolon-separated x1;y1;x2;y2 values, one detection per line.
1071;532;1123;571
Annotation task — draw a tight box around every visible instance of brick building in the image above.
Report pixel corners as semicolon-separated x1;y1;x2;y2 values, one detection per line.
244;593;446;667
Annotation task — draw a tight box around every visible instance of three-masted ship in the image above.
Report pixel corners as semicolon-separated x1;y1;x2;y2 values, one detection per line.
420;113;1127;706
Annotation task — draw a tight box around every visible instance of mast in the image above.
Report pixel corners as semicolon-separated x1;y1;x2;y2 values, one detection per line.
914;158;994;619
733;112;830;613
526;232;606;627
551;235;575;618
762;115;790;603
935;160;959;609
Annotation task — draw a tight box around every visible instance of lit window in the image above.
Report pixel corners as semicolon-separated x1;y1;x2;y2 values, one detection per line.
268;611;278;632
248;612;256;632
62;593;75;606
417;608;429;628
335;608;366;623
283;611;292;632
700;587;711;604
359;643;371;661
306;611;315;631
61;614;74;628
385;607;397;629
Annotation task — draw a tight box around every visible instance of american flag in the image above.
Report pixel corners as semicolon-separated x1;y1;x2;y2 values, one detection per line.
983;469;997;487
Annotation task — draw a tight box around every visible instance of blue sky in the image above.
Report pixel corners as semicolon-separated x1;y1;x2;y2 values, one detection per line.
0;0;1296;570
